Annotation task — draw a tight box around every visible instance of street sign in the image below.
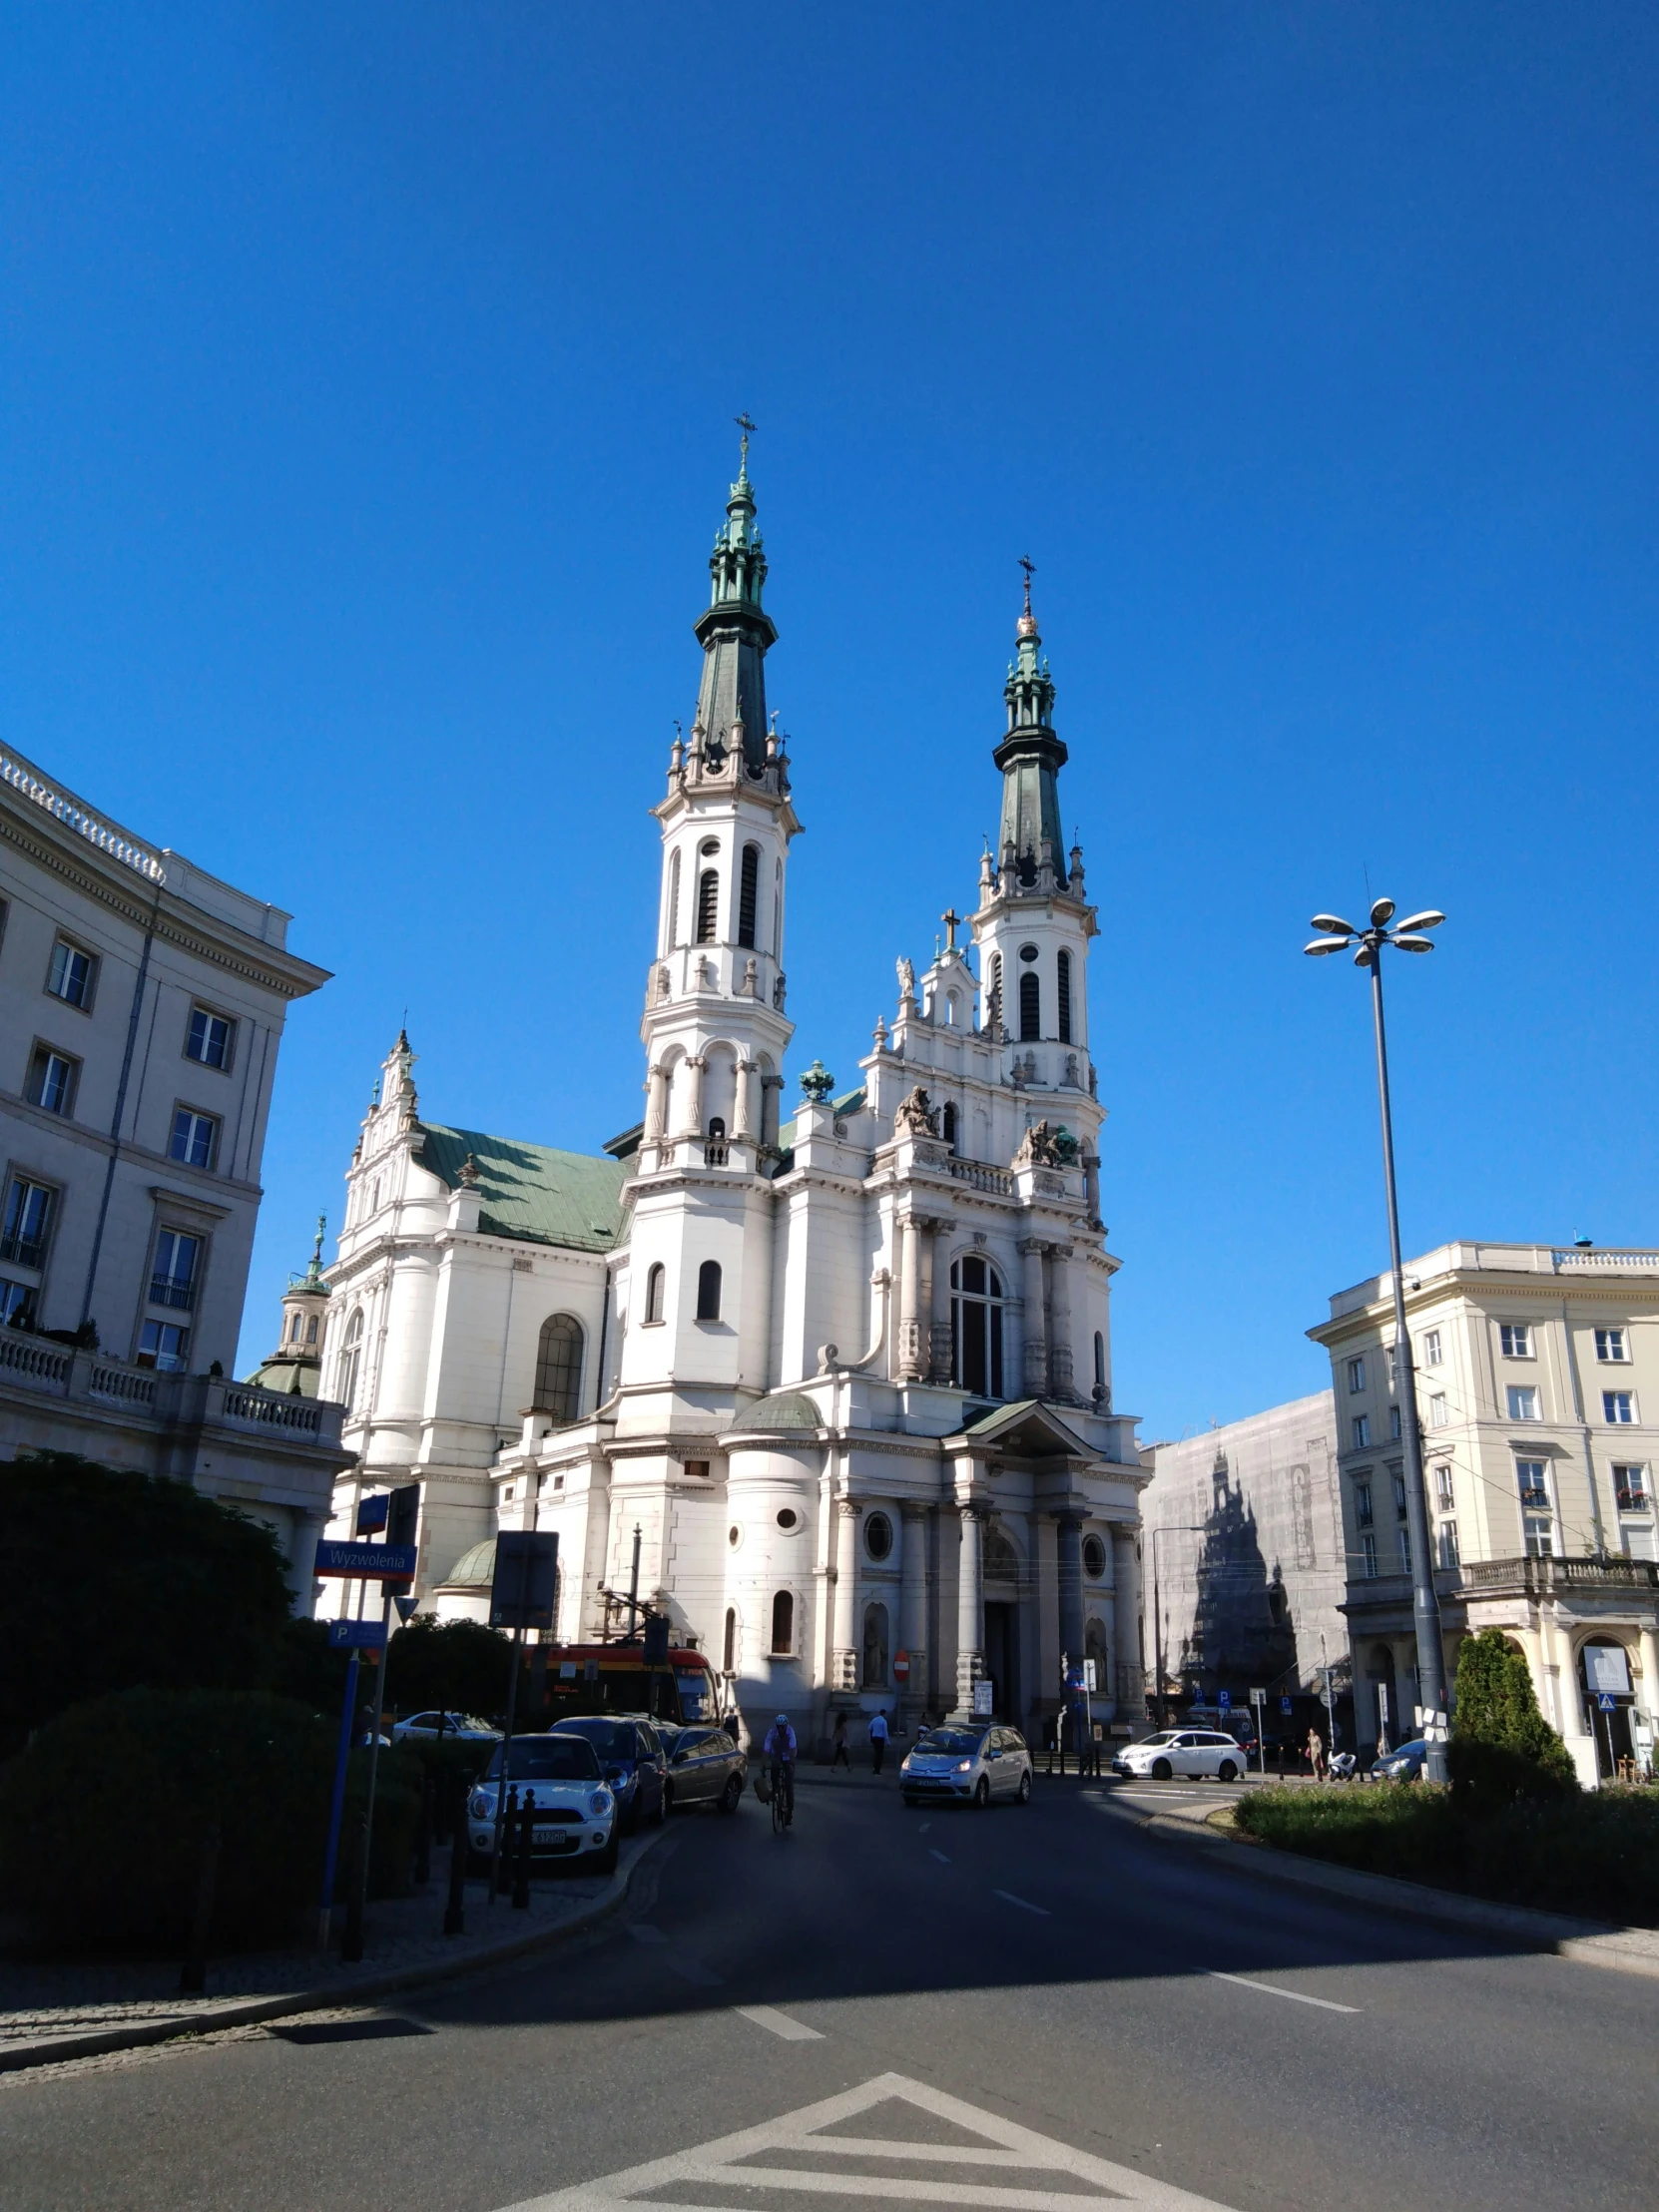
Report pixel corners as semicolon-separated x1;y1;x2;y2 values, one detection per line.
1217;1689;1231;1711
892;1651;910;1680
314;1540;417;1580
1280;1696;1293;1715
391;1592;419;1624
490;1530;558;1631
1083;1659;1098;1693
327;1617;386;1650
355;1493;388;1534
971;1680;994;1717
1597;1691;1618;1712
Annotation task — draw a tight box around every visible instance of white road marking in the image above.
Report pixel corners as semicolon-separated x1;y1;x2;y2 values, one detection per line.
919;1821;932;1831
663;1955;724;1987
625;1925;667;1945
993;1890;1050;1917
733;2004;825;2042
492;2067;1242;2209
929;1849;951;1864
1210;1971;1359;2014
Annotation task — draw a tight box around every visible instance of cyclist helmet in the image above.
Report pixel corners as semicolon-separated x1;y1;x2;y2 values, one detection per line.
776;1713;789;1726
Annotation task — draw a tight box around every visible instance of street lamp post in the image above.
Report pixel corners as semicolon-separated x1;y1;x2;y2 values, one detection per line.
1306;897;1449;1784
1147;1524;1206;1730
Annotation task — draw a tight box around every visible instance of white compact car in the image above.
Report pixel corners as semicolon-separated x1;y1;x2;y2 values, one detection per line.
1112;1729;1249;1783
901;1724;1032;1808
468;1733;618;1874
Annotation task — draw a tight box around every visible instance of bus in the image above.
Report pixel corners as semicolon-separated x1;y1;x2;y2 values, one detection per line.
534;1643;723;1729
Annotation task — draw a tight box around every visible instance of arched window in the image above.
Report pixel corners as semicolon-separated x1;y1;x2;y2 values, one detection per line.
950;1256;1005;1399
338;1309;364;1411
723;1607;737;1673
773;856;783;955
1019;970;1041;1041
696;1260;722;1322
862;1601;889;1688
770;1589;794;1655
1094;1331;1106;1400
941;1101;958;1150
738;843;760;948
944;991;959;1027
533;1313;584;1419
287;1311;301;1343
644;1263;666;1325
666;849;682;949
1057;949;1073;1043
305;1315;318;1346
1085;1616;1110;1699
696;868;720;943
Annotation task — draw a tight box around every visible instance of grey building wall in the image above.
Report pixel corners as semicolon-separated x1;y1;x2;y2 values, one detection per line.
1141;1389;1346;1706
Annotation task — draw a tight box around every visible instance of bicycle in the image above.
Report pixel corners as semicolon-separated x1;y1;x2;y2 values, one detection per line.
770;1759;795;1834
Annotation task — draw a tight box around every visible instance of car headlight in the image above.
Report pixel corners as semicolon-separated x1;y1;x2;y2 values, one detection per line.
590;1790;612;1817
469;1789;491;1819
955;1760;972;1773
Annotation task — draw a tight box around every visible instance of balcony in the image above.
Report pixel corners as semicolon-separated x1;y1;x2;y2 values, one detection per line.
1461;1554;1659;1598
1616;1488;1651;1514
149;1274;196;1311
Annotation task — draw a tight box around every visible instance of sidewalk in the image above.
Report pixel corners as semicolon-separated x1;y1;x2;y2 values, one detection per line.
0;1826;668;2073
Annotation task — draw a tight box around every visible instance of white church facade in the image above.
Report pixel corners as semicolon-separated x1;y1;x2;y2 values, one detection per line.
312;447;1149;1745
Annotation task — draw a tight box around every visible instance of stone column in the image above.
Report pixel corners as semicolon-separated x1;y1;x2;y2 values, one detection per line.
644;1063;670;1165
762;1073;784;1149
1048;1243;1075;1401
1019;1240;1048;1400
1640;1625;1659;1744
679;1055;707;1138
1082;1151;1101;1226
927;1221;954;1382
955;1504;986;1714
1055;1513;1085;1670
732;1059;756;1142
830;1498;860;1693
900;1503;929;1715
1112;1528;1143;1720
897;1215;924;1381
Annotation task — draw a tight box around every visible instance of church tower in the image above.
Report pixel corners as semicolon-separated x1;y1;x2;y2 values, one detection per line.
618;433;800;1419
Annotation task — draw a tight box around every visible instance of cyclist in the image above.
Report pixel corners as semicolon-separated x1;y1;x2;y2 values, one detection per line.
763;1712;797;1828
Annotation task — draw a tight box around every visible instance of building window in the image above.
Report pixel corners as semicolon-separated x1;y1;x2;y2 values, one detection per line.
1391;1469;1409;1520
46;938;95;1008
738;843;760;949
1515;1458;1554;1555
533;1314;584;1420
1595;1328;1628;1364
170;1108;219;1171
1437;1521;1460;1571
305;1315;318;1345
1399;1522;1413;1574
1;1279;38;1330
1082;1531;1108;1578
1428;1392;1449;1427
862;1601;890;1687
1360;1532;1379;1578
1;1177;53;1269
865;1511;893;1561
1420;1329;1442;1367
1093;1331;1106;1401
186;1005;235;1070
695;1260;722;1322
136;1319;189;1372
1613;1464;1649;1512
337;1309;364;1409
1434;1463;1454;1510
1347;1357;1366;1393
1499;1324;1533;1359
1507;1385;1539;1421
1018;970;1040;1041
695;869;719;944
150;1230;202;1311
1385;1344;1400;1384
1056;949;1072;1044
286;1311;301;1344
770;1589;794;1656
1603;1390;1636;1424
941;1101;957;1149
950;1255;1005;1399
1354;1479;1374;1528
723;1607;737;1674
25;1045;79;1117
1353;1414;1371;1448
1388;1405;1402;1441
665;849;682;950
643;1263;666;1326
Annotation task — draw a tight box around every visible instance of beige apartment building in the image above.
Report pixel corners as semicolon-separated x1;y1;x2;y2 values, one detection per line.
1311;1242;1659;1786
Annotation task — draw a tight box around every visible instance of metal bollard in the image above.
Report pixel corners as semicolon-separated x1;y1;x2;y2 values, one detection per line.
512;1790;535;1910
179;1820;221;1994
443;1776;467;1936
491;1786;517;1902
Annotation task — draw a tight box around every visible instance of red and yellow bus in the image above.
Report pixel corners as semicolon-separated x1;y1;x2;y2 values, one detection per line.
534;1643;723;1728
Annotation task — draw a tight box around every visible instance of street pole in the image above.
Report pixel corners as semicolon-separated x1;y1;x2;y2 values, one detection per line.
316;1648;359;1950
1308;899;1449;1785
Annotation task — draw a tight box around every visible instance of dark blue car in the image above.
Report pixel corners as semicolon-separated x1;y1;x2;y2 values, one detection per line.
551;1713;668;1832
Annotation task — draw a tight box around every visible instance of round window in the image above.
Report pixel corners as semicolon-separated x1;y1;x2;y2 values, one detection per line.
1018;942;1039;962
1082;1533;1108;1579
777;1507;801;1532
728;1524;742;1549
865;1511;893;1561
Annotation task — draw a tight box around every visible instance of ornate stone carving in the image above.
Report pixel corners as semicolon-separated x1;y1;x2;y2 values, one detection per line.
1012;1119;1080;1169
799;1058;835;1103
893;1086;938;1137
895;955;915;999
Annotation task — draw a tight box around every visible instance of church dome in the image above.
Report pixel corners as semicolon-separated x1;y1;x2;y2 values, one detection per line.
739;1391;825;1432
440;1538;497;1588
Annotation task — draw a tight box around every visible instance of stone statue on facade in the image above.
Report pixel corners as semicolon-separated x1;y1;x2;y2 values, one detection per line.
893;1085;938;1137
895;955;915;1000
1012;1119;1080;1169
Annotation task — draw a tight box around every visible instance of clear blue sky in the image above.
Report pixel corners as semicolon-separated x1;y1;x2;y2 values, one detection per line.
4;8;1655;1437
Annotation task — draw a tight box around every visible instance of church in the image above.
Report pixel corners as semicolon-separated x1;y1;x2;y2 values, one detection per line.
305;440;1149;1746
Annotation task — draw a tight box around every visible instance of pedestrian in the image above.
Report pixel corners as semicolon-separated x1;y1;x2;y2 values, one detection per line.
830;1711;850;1773
868;1708;889;1775
1306;1727;1326;1782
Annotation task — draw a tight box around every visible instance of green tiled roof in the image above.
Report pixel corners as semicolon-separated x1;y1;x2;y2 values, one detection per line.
419;1124;629;1254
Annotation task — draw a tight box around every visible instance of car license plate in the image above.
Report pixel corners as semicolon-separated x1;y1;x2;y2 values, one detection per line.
534;1828;576;1849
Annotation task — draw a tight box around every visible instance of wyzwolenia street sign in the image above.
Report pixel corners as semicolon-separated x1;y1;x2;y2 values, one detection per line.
313;1540;417;1579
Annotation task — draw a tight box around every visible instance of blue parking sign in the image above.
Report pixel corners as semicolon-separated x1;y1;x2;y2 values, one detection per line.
1280;1696;1293;1715
1218;1689;1231;1711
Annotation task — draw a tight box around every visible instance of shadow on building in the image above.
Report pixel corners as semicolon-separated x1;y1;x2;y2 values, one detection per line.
1176;1452;1302;1705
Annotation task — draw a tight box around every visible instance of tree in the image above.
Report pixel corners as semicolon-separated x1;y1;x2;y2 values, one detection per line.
0;1452;295;1755
1449;1629;1578;1806
384;1614;515;1721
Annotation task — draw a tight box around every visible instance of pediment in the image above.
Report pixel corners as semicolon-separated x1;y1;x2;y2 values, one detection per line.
949;1397;1095;1461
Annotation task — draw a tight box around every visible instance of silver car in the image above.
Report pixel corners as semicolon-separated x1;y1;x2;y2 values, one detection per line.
901;1724;1032;1808
1112;1728;1248;1783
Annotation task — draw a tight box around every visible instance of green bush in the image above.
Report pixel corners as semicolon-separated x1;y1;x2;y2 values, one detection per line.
1448;1629;1577;1807
1233;1781;1659;1926
384;1613;515;1723
0;1689;425;1952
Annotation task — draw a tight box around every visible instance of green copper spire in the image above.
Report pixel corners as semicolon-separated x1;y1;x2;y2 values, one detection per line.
994;563;1068;887
691;417;777;776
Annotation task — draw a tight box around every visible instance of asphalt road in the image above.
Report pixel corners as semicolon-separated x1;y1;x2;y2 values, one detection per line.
5;1772;1655;2211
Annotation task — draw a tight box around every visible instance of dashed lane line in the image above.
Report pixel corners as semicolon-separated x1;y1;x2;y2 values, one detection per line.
1211;1971;1359;2014
993;1890;1050;1917
929;1849;951;1865
733;2004;825;2042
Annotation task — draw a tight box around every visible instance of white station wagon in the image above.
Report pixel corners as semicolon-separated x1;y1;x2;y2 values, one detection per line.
1112;1729;1250;1783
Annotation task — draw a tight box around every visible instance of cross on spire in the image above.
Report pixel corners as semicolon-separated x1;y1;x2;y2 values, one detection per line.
735;411;757;471
941;906;961;949
1018;553;1036;614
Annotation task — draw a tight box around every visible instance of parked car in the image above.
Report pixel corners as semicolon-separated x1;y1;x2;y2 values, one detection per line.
546;1713;668;1831
467;1733;617;1874
1112;1729;1248;1783
661;1724;747;1814
1370;1738;1427;1783
390;1711;498;1745
901;1724;1032;1808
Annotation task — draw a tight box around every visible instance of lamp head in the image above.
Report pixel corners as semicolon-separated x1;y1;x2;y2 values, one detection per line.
1393;909;1444;933
1304;936;1352;956
1310;913;1356;936
1391;933;1436;953
1370;897;1395;927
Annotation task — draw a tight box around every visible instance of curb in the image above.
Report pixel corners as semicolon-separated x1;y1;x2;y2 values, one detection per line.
0;1825;673;2077
1110;1798;1659;1980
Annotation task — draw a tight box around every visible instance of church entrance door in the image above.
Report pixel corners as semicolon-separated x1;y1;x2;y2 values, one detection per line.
984;1601;1019;1727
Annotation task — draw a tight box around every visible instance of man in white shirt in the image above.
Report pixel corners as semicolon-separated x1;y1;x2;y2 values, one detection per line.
868;1708;890;1775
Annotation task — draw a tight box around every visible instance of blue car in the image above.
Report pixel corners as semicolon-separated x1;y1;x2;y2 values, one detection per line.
1370;1738;1427;1782
549;1713;669;1832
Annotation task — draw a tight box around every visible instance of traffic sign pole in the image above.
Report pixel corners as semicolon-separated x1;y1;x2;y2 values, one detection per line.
316;1649;360;1949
